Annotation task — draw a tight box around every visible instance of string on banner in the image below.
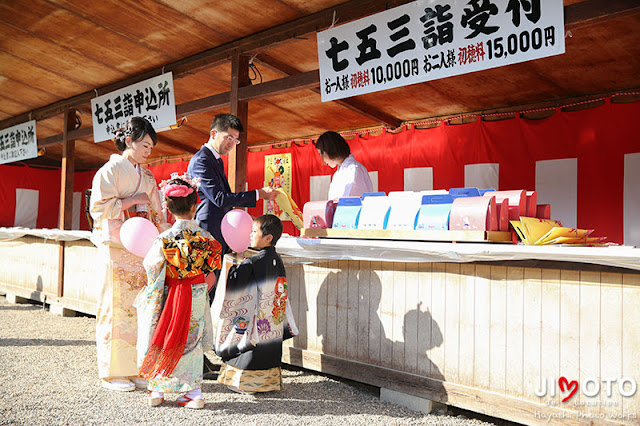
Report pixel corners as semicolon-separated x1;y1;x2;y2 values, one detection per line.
328;11;337;29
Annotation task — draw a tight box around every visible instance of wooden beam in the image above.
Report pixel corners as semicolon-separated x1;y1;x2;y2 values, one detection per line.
256;54;402;128
38;125;197;154
59;109;77;230
229;54;251;194
176;92;231;117
332;96;402;129
240;70;319;101
57;108;77;299
254;53;301;76
174;70;319;118
155;137;199;155
565;0;640;29
57;241;66;299
39;127;92;147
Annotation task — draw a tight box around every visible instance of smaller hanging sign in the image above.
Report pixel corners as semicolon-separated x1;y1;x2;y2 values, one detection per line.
90;72;176;142
0;120;37;165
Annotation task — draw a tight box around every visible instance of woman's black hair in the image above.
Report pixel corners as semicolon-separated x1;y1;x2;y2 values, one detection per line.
315;131;350;161
113;116;158;152
165;178;197;216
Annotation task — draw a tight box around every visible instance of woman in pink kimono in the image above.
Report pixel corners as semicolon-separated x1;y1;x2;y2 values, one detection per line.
90;116;168;392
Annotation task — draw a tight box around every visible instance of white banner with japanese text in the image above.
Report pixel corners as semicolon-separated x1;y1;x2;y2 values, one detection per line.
0;120;37;165
90;72;176;142
317;0;564;102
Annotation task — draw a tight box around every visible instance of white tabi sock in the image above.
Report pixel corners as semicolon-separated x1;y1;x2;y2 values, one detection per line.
184;388;202;400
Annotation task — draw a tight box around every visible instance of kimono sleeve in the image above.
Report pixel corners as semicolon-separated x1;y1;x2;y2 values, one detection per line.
278;259;298;341
90;162;124;227
134;236;167;366
143;168;170;232
214;260;259;360
283;298;299;341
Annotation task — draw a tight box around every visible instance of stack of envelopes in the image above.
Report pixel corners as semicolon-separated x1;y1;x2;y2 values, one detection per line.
510;217;607;245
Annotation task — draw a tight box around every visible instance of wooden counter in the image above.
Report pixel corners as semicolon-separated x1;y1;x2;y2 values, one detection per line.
0;234;99;315
1;230;639;424
279;238;640;425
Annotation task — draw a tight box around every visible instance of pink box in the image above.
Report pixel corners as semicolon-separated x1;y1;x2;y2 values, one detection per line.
449;196;497;231
496;199;509;231
303;200;337;229
484;190;526;221
526;191;538;217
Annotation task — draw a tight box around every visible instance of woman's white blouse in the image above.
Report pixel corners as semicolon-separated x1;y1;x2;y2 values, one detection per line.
328;154;373;200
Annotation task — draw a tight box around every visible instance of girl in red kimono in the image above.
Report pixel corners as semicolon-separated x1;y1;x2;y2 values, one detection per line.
135;177;221;408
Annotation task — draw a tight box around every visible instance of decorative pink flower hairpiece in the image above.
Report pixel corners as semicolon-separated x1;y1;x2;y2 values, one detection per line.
159;172;200;188
159;172;201;201
162;184;194;198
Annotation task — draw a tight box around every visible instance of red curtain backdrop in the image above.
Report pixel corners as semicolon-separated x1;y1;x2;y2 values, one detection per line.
2;99;638;242
0;166;95;230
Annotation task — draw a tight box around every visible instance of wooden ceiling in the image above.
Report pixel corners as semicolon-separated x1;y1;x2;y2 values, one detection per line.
1;0;639;170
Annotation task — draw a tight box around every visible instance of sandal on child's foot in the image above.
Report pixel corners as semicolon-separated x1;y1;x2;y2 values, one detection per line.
129;376;148;389
176;395;204;409
147;391;164;407
101;377;135;392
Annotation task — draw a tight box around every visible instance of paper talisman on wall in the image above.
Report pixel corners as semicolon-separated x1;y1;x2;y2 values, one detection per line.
263;153;292;221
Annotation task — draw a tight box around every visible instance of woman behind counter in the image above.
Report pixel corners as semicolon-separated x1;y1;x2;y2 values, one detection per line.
90;116;168;392
315;131;373;200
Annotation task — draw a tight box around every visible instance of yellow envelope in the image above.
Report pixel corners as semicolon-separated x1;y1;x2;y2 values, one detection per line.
510;220;529;244
535;227;594;245
520;217;563;245
552;236;607;246
274;188;304;229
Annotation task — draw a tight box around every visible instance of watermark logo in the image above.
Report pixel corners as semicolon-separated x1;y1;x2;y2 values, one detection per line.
535;376;637;403
558;377;578;402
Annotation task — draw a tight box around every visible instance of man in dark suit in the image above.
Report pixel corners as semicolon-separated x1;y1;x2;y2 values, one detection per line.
188;113;276;379
188;113;276;276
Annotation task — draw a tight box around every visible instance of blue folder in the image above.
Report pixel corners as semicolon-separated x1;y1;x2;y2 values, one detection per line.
415;194;454;231
331;197;362;229
362;192;386;198
449;187;481;198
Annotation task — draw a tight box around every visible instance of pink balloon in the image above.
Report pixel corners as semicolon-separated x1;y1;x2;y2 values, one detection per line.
221;209;253;253
119;217;159;258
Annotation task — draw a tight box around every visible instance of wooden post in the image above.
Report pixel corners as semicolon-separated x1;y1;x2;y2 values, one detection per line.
229;54;250;193
57;109;77;298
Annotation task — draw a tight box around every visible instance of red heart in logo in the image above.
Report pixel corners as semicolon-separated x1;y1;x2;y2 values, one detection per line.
558;377;578;402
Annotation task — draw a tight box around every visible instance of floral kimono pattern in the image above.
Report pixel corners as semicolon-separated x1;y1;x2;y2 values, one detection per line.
90;154;167;379
135;219;221;393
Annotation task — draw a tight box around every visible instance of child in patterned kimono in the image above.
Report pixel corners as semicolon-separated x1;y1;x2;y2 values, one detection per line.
215;214;298;394
135;177;222;409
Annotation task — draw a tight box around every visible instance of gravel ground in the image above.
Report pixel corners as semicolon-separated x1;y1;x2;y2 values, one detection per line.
0;295;516;425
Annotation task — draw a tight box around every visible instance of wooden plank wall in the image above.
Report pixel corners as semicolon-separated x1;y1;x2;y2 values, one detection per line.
283;258;640;425
0;237;99;314
1;238;638;424
61;240;100;315
0;236;59;301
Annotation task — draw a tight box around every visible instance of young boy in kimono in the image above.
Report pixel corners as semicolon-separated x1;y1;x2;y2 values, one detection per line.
215;214;298;394
135;177;222;409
